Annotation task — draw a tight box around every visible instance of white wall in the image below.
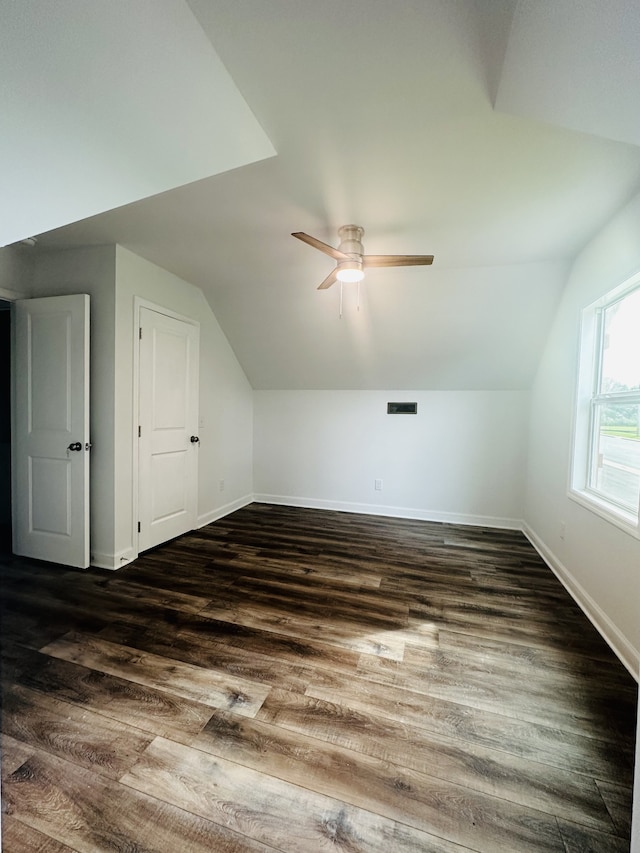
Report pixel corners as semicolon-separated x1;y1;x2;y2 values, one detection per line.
524;191;640;675
254;390;528;528
114;247;253;565
0;246;33;297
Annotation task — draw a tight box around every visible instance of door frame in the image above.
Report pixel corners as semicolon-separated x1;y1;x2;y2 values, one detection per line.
2;287;28;557
132;297;200;556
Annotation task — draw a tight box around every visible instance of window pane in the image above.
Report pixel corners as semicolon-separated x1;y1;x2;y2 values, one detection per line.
600;288;640;392
589;402;640;511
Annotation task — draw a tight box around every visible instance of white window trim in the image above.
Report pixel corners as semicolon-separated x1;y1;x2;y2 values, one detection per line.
569;271;640;539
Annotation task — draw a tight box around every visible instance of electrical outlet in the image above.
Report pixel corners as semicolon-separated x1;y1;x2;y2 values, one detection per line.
219;479;225;492
375;479;383;491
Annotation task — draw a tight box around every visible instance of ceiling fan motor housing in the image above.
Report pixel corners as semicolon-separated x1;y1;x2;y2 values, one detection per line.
337;224;365;280
337;224;365;256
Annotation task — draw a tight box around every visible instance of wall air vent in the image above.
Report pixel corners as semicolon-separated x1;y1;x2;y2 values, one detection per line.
387;402;417;415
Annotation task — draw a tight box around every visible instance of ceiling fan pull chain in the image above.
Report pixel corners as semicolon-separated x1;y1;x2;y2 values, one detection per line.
339;281;344;318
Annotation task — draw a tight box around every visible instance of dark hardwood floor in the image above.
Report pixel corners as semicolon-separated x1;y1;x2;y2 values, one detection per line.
1;503;637;852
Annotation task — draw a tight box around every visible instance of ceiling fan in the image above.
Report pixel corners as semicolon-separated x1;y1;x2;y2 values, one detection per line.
292;224;434;289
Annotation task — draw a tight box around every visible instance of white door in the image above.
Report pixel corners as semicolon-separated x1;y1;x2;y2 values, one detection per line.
138;307;199;552
13;295;90;568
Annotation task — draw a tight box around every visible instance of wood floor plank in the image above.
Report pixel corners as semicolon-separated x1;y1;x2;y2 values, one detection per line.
436;629;635;686
191;708;613;840
199;599;407;660
225;553;384;588
354;649;636;740
2;570;193;626
595;780;634;839
227;572;408;618
410;633;637;693
408;603;613;658
108;563;237;600
97;620;313;693
11;646;216;740
1;816;80;853
2;747;282;853
40;631;271;716
2;733;35;778
121;735;501;853
170;612;365;675
1;684;155;780
557;818;631;853
0;589;110;649
254;688;618;828
303;676;634;783
102;577;213;614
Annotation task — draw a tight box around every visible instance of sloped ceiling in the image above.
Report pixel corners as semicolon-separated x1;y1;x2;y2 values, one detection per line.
7;0;640;390
496;0;640;147
0;0;275;246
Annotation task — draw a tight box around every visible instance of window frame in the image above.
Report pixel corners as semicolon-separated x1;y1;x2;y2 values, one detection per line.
570;273;640;537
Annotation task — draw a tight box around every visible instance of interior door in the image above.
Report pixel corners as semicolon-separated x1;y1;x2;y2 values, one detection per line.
138;307;199;552
13;294;90;568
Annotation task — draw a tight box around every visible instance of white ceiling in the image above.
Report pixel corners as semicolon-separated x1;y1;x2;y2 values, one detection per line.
496;0;640;147
6;0;640;390
0;0;274;246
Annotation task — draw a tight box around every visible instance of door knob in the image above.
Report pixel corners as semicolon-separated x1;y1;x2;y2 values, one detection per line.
67;442;82;451
190;435;200;443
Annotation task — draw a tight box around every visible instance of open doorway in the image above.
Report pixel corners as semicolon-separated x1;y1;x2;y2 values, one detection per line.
0;299;11;553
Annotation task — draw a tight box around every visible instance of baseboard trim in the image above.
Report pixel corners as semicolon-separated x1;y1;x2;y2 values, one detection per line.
89;499;252;570
197;495;253;529
523;524;639;681
252;493;521;530
91;547;136;571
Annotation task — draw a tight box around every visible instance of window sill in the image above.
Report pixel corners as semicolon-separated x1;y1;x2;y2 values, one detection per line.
568;488;640;539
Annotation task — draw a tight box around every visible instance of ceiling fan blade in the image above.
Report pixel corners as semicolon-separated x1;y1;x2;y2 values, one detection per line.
317;269;339;290
363;254;434;268
292;232;349;261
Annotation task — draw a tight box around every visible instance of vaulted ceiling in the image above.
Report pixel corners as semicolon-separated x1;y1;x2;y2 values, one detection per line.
3;0;640;389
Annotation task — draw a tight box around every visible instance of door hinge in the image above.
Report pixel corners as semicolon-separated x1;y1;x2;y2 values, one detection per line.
139;327;142;339
138;425;141;437
137;522;141;533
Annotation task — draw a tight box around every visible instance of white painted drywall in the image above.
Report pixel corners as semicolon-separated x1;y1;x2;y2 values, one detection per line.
0;246;33;297
115;247;254;564
496;0;640;147
29;246;118;563
0;0;275;247
524;191;640;672
254;390;528;527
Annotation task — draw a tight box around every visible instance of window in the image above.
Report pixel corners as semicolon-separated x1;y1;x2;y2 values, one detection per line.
571;275;640;533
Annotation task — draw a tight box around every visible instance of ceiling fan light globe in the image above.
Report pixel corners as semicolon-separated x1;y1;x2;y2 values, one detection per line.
336;261;364;283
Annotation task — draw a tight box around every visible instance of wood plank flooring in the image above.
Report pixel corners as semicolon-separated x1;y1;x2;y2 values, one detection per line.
1;503;637;852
